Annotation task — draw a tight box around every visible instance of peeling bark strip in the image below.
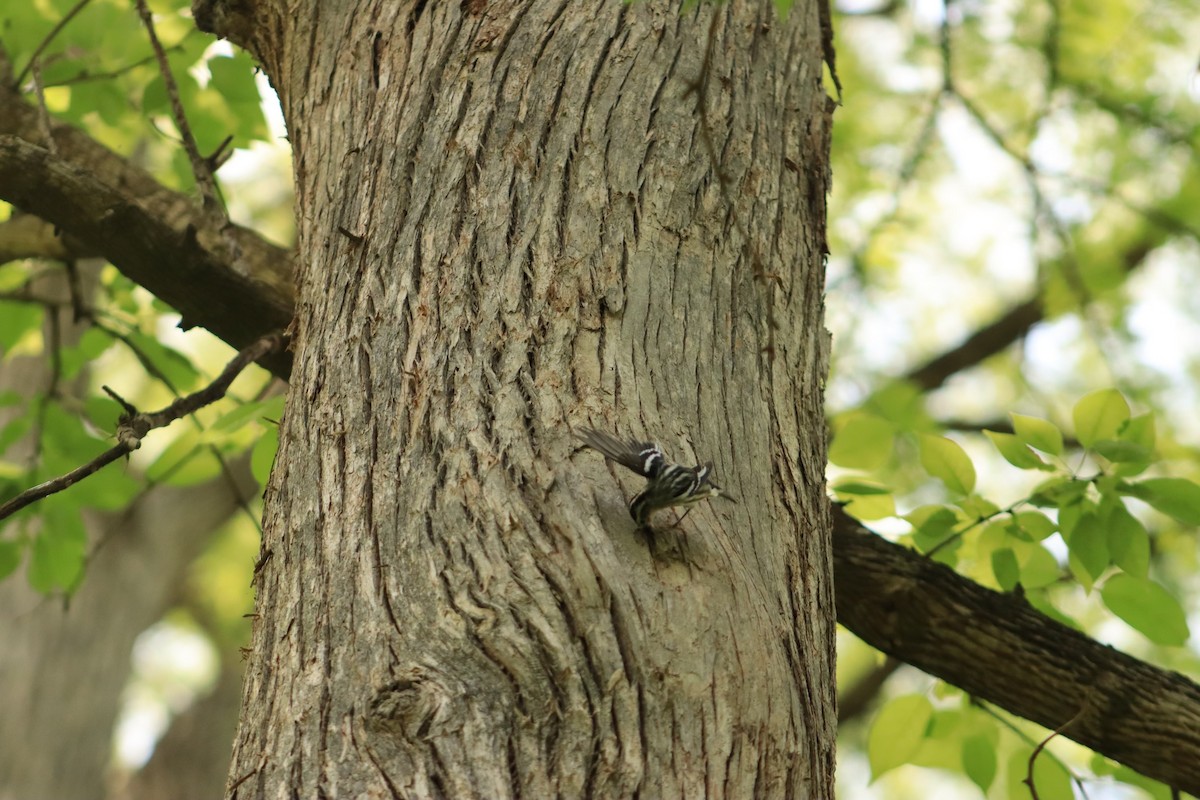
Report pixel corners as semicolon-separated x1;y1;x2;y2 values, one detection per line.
209;1;835;797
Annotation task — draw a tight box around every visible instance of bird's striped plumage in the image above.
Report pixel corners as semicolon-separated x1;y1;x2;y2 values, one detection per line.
577;427;735;526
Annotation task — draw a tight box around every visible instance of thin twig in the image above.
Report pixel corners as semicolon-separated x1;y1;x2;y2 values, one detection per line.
0;332;286;521
1024;697;1091;800
12;0;93;90
133;0;224;212
970;697;1091;800
44;48;176;87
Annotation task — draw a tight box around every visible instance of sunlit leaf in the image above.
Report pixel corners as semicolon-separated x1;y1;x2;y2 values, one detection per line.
918;434;975;495
961;734;997;793
0;302;42;354
985;430;1050;470
0;539;22;580
1064;511;1107;586
27;510;86;593
1101;574;1189;646
1014;543;1061;589
1007;511;1056;542
1092;439;1152;464
1011;413;1063;456
991;548;1020;590
1073;389;1129;448
868;694;933;780
906;505;960;553
830;413;894;469
1028;477;1089;508
1008;745;1073;800
1105;504;1149;578
251;425;279;486
1122;477;1200;525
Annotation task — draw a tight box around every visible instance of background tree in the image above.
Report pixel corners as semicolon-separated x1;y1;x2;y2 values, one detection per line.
1;0;1198;798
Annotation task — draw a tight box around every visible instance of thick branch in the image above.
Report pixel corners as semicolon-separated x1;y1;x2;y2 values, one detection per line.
904;297;1043;391
0;137;293;377
0;81;293;375
903;238;1156;391
832;505;1200;794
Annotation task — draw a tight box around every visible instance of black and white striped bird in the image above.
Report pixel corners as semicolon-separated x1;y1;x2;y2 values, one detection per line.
577;427;736;527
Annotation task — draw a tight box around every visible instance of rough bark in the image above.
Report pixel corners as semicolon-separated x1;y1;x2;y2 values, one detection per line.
833;506;1200;795
206;1;836;797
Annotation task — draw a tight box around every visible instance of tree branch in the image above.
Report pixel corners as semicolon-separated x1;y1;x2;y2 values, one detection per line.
0;332;286;521
0;137;293;378
0;81;293;375
900;202;1161;392
832;504;1200;794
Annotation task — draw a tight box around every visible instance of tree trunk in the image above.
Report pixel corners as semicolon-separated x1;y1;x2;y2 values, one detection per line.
205;1;835;796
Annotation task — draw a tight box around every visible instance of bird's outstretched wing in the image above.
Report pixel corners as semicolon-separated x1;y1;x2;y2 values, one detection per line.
577;427;667;478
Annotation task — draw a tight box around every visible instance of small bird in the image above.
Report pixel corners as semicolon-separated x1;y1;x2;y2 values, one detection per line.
577;427;736;528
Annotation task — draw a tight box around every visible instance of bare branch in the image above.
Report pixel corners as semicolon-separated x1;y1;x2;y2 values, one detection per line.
0;332;286;522
133;0;223;213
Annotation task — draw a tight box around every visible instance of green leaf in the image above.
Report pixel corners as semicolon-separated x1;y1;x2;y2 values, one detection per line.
1007;511;1056;542
123;330;201;391
991;548;1020;590
1123;477;1200;525
961;734;997;793
251;425;279;486
1101;574;1189;646
985;430;1050;470
211;395;286;433
1015;543;1061;589
1106;504;1149;577
27;511;86;593
866;381;929;431
829;413;894;469
1028;477;1089;508
1073;389;1129;448
918;434;976;495
842;493;896;521
957;494;998;520
868;694;933;780
60;327;117;380
145;433;221;486
1011;413;1063;455
1092;439;1152;464
207;54;263;104
0;302;42;354
1119;412;1156;449
0;406;35;457
42;404;107;462
1009;745;1074;800
906;505;960;553
1065;511;1108;585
